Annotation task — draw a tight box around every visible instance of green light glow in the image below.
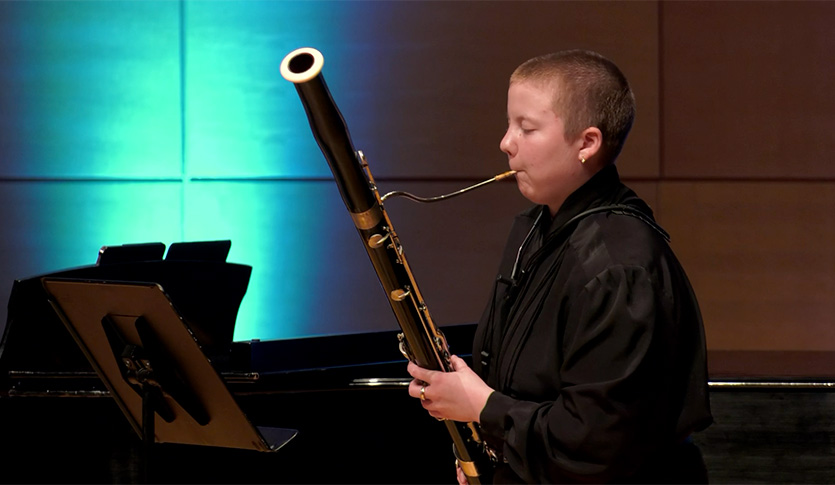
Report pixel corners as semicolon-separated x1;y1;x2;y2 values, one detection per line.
1;0;390;343
0;0;181;178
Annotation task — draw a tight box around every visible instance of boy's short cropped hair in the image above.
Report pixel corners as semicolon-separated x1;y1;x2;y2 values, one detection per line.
511;50;636;163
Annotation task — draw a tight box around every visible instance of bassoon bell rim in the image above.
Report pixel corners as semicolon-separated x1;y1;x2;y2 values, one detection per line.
280;47;324;84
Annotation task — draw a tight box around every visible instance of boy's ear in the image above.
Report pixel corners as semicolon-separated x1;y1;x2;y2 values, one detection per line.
578;127;603;162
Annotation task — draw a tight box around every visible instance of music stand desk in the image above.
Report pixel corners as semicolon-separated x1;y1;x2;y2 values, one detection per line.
41;278;296;455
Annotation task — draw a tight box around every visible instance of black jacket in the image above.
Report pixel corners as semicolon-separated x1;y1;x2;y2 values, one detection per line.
473;165;713;483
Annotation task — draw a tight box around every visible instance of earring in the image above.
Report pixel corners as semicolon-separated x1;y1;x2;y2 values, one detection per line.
580;156;586;164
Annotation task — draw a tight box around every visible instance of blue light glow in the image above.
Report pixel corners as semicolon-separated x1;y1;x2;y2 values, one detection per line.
0;0;390;342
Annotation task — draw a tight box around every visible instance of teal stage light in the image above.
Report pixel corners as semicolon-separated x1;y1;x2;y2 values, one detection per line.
0;0;390;342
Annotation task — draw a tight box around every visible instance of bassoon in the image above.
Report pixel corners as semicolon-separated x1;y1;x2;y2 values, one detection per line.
280;47;510;484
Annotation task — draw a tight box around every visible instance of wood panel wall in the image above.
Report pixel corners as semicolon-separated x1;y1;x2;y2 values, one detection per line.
657;1;835;350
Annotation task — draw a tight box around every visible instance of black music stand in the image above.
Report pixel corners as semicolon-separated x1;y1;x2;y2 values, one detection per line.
41;278;296;482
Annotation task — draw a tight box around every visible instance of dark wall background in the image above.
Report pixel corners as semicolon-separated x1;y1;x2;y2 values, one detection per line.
1;1;833;351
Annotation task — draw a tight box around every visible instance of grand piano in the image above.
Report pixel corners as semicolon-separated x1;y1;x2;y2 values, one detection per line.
2;241;834;484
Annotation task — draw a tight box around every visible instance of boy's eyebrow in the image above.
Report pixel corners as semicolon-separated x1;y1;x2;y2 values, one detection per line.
508;114;536;123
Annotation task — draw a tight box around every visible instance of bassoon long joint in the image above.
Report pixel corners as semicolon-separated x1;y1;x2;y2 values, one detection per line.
280;46;504;484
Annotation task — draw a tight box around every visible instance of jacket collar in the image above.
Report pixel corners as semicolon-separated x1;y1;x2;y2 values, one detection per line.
515;163;652;238
553;163;621;225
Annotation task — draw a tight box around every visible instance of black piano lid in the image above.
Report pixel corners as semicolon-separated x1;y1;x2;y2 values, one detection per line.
0;240;251;391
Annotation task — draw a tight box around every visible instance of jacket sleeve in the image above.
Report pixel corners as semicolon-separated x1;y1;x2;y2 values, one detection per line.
479;264;680;483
